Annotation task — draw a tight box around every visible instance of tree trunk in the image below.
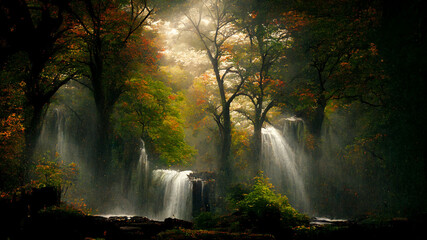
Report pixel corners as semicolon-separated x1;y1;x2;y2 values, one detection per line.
87;39;113;185
251;106;263;174
309;102;326;140
307;95;326;209
214;101;233;203
212;62;233;194
95;108;112;180
219;104;232;178
92;90;114;187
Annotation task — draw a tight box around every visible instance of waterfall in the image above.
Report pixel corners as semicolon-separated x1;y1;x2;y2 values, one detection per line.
133;139;150;195
149;170;193;220
103;140;194;220
261;125;309;212
54;108;69;158
38;103;195;220
136;143;193;220
37;107;74;162
122;139;151;214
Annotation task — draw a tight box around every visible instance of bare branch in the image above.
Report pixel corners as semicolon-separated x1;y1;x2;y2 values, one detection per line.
123;1;153;44
227;73;246;104
237;92;256;106
44;71;78;102
261;100;276;123
235;108;255;125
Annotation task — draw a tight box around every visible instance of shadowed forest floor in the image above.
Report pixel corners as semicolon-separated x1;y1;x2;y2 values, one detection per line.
1;205;425;240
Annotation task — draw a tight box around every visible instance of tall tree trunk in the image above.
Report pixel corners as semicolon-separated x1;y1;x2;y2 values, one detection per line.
93;86;114;186
251;106;263;174
307;94;326;163
309;98;326;140
95;108;112;180
220;106;232;178
307;94;326;209
88;41;113;186
214;64;233;191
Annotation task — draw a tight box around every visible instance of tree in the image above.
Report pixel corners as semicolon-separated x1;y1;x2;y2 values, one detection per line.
368;0;427;214
67;0;154;180
114;74;195;167
0;0;77;183
230;0;300;168
183;0;244;179
0;69;25;190
185;70;221;170
287;0;382;139
276;3;385;196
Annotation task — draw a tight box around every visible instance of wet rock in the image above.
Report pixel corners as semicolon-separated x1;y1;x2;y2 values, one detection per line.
129;216;150;223
108;216;129;222
164;217;194;229
190;171;216;216
157;229;276;240
189;171;216;181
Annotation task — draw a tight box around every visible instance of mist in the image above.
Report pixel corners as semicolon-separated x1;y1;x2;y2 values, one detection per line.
30;0;427;219
1;0;426;239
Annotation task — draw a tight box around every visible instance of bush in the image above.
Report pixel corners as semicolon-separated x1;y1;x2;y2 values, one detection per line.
229;172;309;234
194;212;219;230
227;183;250;209
33;152;78;190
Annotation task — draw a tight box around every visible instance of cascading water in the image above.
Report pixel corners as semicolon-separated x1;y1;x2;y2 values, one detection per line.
37;107;79;164
149;170;193;220
38;104;195;221
54;108;66;156
103;148;194;220
261;125;309;212
131;139;150;199
100;138;194;220
112;139;152;215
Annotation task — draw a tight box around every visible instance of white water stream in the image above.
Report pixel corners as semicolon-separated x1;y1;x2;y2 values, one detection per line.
149;169;193;220
261;125;309;212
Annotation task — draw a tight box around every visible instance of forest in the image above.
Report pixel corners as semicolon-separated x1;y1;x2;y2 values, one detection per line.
1;0;426;239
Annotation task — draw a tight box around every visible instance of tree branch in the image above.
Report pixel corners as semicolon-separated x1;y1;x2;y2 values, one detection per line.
73;78;94;92
235;108;255;125
227;73;246;105
44;71;78;102
123;1;153;44
260;100;275;124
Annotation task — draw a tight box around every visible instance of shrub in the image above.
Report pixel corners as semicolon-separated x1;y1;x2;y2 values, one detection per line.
227;183;250;210
33;152;78;197
194;212;219;230
38;204;86;219
230;172;309;234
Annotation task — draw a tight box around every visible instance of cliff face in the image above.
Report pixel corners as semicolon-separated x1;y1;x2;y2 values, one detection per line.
190;171;216;217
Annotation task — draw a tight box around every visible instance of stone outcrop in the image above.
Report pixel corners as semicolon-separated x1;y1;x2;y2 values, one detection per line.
189;171;216;217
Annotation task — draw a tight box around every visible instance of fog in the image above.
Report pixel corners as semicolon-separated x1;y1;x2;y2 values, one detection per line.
29;0;426;221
